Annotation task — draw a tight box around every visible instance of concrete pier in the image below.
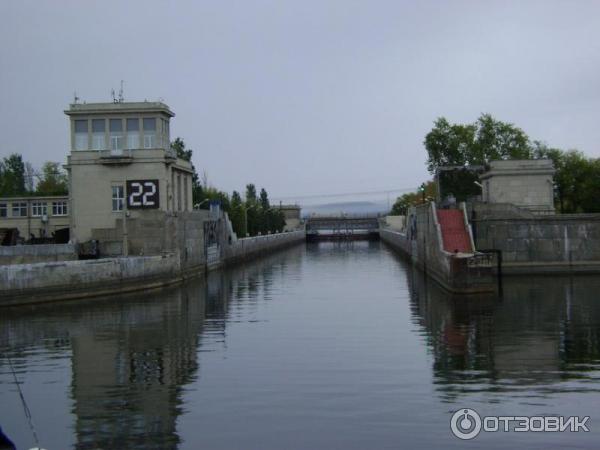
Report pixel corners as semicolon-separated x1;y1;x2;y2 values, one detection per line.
380;203;496;294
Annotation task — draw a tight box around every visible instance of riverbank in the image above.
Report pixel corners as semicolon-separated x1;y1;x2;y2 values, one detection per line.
0;230;305;307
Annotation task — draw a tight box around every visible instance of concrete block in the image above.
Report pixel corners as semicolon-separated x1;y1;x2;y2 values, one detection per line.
491;225;509;240
531;239;555;258
515;251;532;262
508;225;529;239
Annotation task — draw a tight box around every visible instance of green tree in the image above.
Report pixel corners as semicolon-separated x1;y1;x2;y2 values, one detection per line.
194;185;231;211
171;137;192;161
390;181;436;215
171;137;202;204
424;118;476;172
0;153;27;196
557;150;593;213
532;141;566;211
437;168;482;202
229;190;246;237
270;207;286;233
240;185;286;236
259;188;270;209
245;204;259;236
36;162;68;195
258;188;271;234
245;184;257;204
425;114;532;174
580;158;600;213
472;114;531;163
243;184;259;235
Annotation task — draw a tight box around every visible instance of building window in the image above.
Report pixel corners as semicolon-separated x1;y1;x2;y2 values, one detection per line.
143;118;156;148
52;201;68;216
161;118;170;149
126;118;140;149
12;202;27;217
0;203;6;218
112;186;124;211
110;119;124;152
74;120;88;150
92;119;106;150
31;202;48;217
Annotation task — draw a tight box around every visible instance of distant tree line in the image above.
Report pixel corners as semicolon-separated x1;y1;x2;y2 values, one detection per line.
172;138;286;237
391;114;600;214
0;153;68;197
390;181;436;216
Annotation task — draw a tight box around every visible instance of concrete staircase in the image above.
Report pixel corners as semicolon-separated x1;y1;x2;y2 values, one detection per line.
436;209;473;253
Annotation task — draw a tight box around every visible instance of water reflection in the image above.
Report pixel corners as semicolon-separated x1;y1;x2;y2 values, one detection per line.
2;243;600;449
407;267;600;402
0;247;302;450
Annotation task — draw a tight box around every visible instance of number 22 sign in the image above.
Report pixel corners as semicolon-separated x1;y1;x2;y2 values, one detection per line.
126;180;160;209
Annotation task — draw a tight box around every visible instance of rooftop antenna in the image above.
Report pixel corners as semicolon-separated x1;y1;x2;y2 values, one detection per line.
118;80;124;103
73;91;79;104
111;88;117;103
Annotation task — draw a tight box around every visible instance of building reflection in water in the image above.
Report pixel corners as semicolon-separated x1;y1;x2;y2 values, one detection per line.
406;265;600;403
0;246;302;450
69;280;206;450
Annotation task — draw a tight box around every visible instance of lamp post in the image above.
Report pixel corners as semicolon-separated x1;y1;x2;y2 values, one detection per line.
244;204;256;237
419;183;426;203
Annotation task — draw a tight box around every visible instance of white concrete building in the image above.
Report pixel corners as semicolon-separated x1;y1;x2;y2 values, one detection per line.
480;159;555;215
276;204;302;231
64;100;194;242
0;195;70;243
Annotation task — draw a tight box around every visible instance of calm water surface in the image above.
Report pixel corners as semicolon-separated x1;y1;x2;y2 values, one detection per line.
2;241;600;449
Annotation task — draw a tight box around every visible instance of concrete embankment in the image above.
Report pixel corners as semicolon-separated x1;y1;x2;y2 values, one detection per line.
0;230;305;307
0;243;78;265
0;254;185;306
223;231;305;265
471;203;600;274
380;203;496;294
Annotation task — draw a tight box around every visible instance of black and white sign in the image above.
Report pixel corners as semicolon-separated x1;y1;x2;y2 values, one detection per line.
126;179;160;209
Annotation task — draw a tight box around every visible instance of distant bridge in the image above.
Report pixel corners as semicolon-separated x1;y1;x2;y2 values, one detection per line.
305;215;380;241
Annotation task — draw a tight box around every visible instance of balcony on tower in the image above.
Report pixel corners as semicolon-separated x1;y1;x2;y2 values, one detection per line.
65;101;176;165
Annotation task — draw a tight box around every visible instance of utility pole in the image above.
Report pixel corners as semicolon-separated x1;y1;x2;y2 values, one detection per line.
122;191;129;256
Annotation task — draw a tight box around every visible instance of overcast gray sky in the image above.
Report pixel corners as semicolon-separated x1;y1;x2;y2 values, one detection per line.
1;0;599;204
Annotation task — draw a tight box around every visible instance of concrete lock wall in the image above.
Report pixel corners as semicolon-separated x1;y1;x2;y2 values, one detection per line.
92;209;210;271
472;203;600;273
384;215;405;232
223;231;305;264
0;243;78;265
381;204;495;293
0;213;305;306
0;254;182;306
